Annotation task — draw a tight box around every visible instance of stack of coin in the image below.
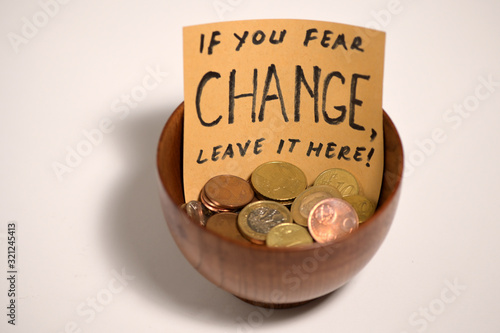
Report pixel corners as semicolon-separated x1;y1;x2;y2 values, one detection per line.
200;174;254;213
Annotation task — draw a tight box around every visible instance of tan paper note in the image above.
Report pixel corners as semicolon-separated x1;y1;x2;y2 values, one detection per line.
183;19;385;204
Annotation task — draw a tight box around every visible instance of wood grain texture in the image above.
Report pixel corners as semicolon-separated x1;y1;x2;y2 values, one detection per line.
157;102;404;308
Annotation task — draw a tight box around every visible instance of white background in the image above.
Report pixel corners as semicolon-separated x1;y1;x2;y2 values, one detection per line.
1;0;499;332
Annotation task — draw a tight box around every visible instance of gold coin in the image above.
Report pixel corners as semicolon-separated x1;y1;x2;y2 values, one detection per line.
251;161;307;202
308;198;359;243
266;223;313;247
313;168;359;197
237;200;292;245
206;212;251;244
181;200;211;226
204;175;254;210
290;185;343;227
343;195;376;223
253;191;294;206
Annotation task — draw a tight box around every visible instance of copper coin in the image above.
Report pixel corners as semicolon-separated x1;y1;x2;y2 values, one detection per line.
308;198;359;243
206;212;251;244
204;175;254;210
200;188;232;213
290;185;342;227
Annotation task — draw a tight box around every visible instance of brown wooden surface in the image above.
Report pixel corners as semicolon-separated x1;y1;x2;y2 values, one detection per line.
157;102;404;307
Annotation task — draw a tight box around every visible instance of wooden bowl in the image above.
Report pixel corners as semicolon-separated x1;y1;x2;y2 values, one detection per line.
157;102;403;308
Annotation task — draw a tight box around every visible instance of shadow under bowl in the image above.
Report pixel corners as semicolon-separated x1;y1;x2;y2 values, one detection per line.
157;102;404;308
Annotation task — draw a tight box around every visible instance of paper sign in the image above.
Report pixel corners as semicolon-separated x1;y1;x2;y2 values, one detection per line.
182;19;385;204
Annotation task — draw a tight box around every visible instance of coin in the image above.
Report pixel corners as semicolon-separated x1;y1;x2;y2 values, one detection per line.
266;223;313;247
313;168;359;197
343;195;376;223
237;200;292;245
308;198;359;243
181;200;211;226
290;185;343;227
204;175;254;210
251;161;307;202
253;191;294;206
200;188;232;213
206;212;251;244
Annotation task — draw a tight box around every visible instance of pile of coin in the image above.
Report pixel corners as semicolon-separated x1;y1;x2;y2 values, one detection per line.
181;161;377;247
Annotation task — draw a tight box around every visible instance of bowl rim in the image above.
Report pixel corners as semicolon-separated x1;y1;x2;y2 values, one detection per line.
156;102;404;253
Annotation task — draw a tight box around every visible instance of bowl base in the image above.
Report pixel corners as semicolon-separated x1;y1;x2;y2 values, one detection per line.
235;295;319;309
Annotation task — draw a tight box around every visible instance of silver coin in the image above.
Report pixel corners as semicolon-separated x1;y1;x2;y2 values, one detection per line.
247;206;286;233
